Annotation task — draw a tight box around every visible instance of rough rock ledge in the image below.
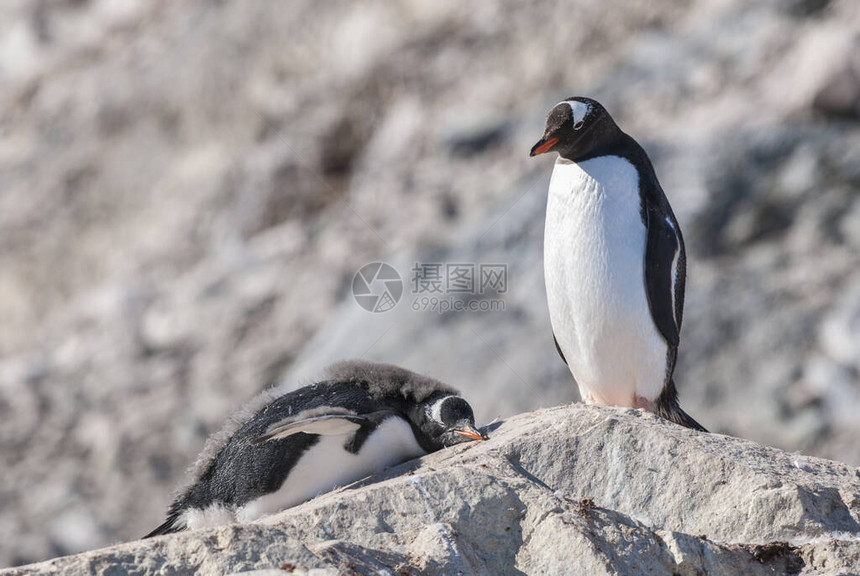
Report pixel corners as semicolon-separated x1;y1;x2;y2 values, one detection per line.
4;404;859;576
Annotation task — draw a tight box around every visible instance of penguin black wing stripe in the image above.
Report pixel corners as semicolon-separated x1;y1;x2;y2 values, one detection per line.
644;197;681;348
552;332;568;365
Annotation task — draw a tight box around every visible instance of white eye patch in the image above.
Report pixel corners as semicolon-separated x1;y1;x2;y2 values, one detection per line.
429;395;462;424
430;396;447;423
560;99;591;129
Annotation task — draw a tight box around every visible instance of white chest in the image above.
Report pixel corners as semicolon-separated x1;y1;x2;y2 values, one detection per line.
235;416;426;522
543;156;667;406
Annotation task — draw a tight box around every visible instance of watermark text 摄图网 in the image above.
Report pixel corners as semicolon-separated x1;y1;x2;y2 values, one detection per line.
352;261;507;313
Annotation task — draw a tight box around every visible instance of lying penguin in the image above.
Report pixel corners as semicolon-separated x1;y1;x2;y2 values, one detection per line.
144;360;486;537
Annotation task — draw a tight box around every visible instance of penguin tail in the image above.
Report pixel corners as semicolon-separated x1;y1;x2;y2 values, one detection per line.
143;512;185;539
655;379;708;433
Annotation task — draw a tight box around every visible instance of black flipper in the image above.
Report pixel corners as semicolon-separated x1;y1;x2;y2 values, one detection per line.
643;187;705;432
643;196;684;348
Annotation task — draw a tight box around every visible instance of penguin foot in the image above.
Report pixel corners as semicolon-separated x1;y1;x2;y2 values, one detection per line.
634;394;655;412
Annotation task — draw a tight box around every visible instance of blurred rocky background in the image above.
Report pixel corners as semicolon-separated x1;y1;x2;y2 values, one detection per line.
0;0;858;568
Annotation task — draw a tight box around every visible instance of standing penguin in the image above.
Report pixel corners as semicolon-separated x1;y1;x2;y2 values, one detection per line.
144;360;486;537
530;97;706;432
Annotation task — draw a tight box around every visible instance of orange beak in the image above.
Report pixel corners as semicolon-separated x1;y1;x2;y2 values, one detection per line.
455;428;487;441
530;136;559;157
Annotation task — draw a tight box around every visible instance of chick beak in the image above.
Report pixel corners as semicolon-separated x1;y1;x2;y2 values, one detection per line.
530;136;559;157
454;425;488;442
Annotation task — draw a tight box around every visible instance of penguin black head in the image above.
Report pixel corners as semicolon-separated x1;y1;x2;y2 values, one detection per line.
411;394;486;452
530;97;620;162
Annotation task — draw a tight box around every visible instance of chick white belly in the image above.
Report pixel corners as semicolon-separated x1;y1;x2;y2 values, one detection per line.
182;417;427;530
237;417;426;521
544;156;667;407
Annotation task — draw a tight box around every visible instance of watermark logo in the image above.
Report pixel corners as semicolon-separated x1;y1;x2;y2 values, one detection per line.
352;262;403;313
353;261;507;313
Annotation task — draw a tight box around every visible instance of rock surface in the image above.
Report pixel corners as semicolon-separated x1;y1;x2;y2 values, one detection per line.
4;405;860;576
1;0;860;568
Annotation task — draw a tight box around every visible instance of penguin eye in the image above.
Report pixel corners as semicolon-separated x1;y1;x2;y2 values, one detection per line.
573;120;585;131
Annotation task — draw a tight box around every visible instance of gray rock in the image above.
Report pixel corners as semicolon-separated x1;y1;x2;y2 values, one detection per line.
3;405;859;576
812;38;860;120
